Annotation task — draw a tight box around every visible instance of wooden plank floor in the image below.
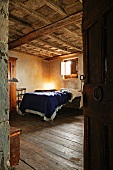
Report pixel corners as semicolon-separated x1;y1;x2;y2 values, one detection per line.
10;108;84;170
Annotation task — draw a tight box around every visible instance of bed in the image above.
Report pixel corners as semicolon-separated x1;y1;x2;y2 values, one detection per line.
18;89;82;121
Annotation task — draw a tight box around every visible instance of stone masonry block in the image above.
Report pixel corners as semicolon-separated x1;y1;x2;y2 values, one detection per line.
0;121;10;170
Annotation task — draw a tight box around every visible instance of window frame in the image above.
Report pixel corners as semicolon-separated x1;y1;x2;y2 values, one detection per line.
61;57;78;79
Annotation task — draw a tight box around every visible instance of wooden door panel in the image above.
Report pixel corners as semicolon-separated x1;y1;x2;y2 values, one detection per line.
85;117;113;170
106;7;113;82
84;84;113;123
83;1;113;170
103;125;113;170
109;127;113;169
88;22;102;83
89;119;103;170
84;117;104;170
83;1;113;31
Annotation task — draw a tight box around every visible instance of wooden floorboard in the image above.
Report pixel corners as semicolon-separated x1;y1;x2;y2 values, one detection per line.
10;108;84;170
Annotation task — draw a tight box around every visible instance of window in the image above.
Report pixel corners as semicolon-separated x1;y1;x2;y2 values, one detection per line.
61;58;78;79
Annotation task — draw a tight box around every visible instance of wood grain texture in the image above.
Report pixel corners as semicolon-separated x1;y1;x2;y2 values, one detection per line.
8;57;17;113
83;1;113;169
8;0;83;59
10;108;83;170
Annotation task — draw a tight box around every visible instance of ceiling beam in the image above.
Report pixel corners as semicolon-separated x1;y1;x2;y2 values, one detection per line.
44;0;67;17
73;17;82;29
79;0;82;3
9;28;23;37
9;11;82;50
44;51;82;60
37;0;82;45
29;41;61;55
40;1;81;51
17;44;53;58
11;49;48;59
10;0;51;24
9;0;82;51
62;1;82;9
44;55;61;61
63;28;80;39
48;34;82;51
39;37;70;53
59;51;82;58
9;6;81;52
9;15;75;55
9;14;33;28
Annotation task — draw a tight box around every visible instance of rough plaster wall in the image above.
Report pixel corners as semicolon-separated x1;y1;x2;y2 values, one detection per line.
49;59;64;90
49;53;83;90
0;0;10;169
8;51;50;92
43;60;50;88
8;51;83;92
63;53;83;89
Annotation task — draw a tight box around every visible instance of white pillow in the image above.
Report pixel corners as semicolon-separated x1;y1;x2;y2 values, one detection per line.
60;88;81;100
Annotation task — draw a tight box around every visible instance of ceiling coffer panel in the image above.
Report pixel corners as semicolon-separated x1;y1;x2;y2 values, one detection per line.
9;0;83;60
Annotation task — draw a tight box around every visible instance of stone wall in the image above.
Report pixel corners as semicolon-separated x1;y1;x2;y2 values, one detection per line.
0;0;10;169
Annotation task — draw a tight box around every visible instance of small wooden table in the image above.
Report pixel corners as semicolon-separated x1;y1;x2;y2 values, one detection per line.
10;127;21;167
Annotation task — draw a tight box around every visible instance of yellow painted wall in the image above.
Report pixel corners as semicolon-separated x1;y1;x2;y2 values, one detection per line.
8;50;50;92
49;53;83;90
8;51;83;92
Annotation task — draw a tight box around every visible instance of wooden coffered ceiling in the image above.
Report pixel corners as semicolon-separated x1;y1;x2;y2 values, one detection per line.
8;0;83;60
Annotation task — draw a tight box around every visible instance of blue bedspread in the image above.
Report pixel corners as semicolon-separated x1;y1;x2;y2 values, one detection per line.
19;91;72;119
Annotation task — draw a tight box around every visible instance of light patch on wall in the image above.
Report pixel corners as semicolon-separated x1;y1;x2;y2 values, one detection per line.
44;83;55;90
61;57;78;79
61;61;71;75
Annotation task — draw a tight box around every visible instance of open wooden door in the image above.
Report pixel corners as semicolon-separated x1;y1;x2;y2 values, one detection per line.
83;1;113;170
